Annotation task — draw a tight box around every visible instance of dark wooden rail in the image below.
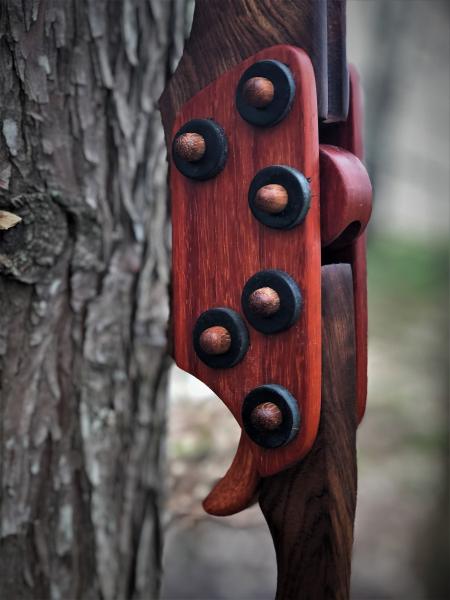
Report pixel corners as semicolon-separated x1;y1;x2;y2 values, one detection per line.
260;264;357;600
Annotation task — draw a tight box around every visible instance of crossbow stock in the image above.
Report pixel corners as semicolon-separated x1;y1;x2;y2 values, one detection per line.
160;2;372;598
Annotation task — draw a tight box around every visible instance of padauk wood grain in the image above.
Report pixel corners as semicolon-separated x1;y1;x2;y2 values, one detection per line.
320;144;372;248
170;46;321;478
202;433;259;516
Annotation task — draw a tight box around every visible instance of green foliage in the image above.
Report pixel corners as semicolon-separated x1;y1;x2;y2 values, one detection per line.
368;235;448;305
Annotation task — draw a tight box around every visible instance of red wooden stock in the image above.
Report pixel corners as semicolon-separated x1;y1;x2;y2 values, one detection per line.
169;47;371;516
171;46;322;479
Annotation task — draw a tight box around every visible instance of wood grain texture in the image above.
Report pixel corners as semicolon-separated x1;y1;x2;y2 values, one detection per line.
202;433;259;516
160;0;349;134
259;263;357;600
320;144;372;247
321;67;369;422
170;46;321;478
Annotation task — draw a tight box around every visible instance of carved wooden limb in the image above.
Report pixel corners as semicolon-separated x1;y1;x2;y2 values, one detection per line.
260;264;357;600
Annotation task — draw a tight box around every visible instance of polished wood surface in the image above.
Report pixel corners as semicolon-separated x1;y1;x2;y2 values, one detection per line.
321;67;369;422
160;0;348;133
320;144;372;248
170;46;321;478
203;433;260;516
260;263;357;600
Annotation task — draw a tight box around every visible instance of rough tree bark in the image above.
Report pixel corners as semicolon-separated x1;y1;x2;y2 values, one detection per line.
0;1;188;598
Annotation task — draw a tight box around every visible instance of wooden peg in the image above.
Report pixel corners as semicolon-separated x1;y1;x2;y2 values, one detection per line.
254;184;288;214
199;326;231;355
250;402;283;431
242;76;275;108
248;287;280;317
174;132;206;162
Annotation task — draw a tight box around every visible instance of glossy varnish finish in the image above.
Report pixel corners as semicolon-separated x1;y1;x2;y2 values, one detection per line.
320;144;372;248
203;433;260;516
170;46;321;477
260;264;357;600
160;0;348;132
321;66;369;421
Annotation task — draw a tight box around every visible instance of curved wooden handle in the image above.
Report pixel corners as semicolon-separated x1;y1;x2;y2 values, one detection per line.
203;433;260;516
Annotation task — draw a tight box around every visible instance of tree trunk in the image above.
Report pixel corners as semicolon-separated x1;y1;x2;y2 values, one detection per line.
0;1;187;598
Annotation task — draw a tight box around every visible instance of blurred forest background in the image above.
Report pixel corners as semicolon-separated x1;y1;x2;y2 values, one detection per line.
162;1;449;599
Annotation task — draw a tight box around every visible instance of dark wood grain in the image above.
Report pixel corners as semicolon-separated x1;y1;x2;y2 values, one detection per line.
160;0;349;134
259;263;357;600
321;67;369;422
170;46;322;479
326;0;349;122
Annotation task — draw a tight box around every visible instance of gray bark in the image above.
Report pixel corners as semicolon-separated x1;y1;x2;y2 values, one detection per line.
0;1;188;598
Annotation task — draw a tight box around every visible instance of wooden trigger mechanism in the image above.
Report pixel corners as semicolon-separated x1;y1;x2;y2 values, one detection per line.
169;47;372;516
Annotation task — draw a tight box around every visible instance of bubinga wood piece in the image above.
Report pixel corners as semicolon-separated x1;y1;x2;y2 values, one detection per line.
254;184;288;214
173;132;206;162
199;325;231;355
248;286;281;317
242;76;275;108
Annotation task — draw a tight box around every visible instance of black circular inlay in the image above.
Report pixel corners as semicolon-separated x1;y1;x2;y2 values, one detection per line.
193;308;249;368
172;119;228;180
242;384;300;448
248;165;310;229
236;60;295;127
242;270;302;334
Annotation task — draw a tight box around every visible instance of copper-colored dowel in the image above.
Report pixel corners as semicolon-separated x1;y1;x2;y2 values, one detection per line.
250;402;283;431
174;132;206;162
254;184;288;214
248;287;281;317
199;326;232;355
242;76;275;108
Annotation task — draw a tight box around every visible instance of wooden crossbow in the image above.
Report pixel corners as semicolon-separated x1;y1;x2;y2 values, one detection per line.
160;2;372;598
